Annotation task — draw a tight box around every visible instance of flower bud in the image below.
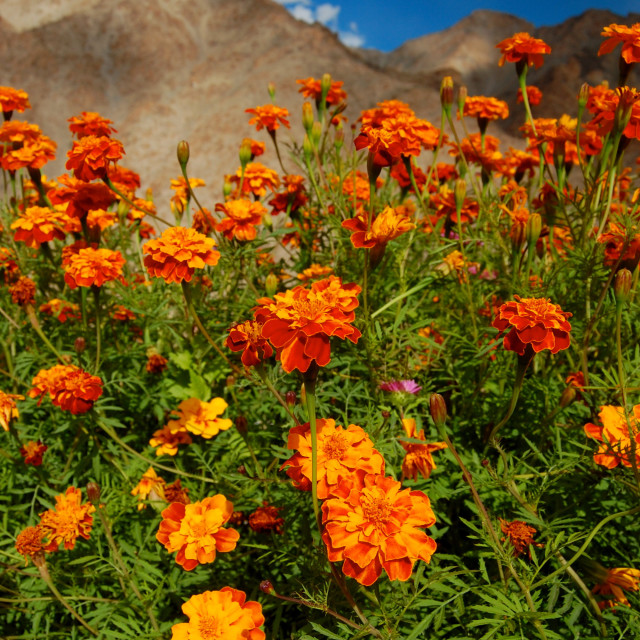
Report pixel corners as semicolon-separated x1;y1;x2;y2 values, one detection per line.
302;102;314;133
260;580;275;595
300;382;307;407
303;134;313;161
440;76;454;115
559;386;577;409
381;410;390;419
239;139;252;168
177;140;190;167
429;393;448;429
321;73;332;104
334;124;344;150
454;178;466;214
262;209;273;229
235;415;248;435
223;179;233;199
614;87;639;135
457;86;468;117
267;83;276;100
86;482;101;506
578;83;590;109
614;268;632;303
311;121;323;147
285;390;297;407
74;337;86;353
525;213;542;247
265;272;278;297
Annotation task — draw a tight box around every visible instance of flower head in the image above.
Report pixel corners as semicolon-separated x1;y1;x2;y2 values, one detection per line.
48;174;115;219
39;487;95;551
342;205;415;250
0;390;23;431
166;397;233;439
11;206;67;248
143;226;220;284
492;296;572;356
585;404;640;469
146;352;169;374
593;567;640;609
0;87;31;114
399;418;447;481
229;162;280;198
131;467;166;510
39;299;81;323
29;365;103;414
15;526;46;565
62;247;125;289
225;320;273;367
249;502;284;534
68;111;117;138
380;380;422;394
9;276;36;306
246;104;290;132
171;588;265;640
215;199;266;241
598;23;640;64
322;473;437;586
282;419;385;499
462;96;509;121
20;440;47;466
297;77;346;105
150;425;192;457
500;519;541;557
65;135;125;182
496;32;551;68
157;496;240;570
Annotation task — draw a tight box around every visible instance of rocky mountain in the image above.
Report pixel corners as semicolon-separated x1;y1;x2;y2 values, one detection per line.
1;0;638;212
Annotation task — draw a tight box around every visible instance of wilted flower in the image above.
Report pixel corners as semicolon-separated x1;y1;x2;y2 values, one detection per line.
15;526;46;565
248;502;284;534
9;276;36;306
131;467;166;510
0;390;23;431
500;518;541;557
146;352;169;374
399;418;447;481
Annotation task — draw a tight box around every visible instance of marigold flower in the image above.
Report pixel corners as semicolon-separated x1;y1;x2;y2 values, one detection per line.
0;86;31;114
68;111;117;138
131;467;166;509
297;77;347;106
500;519;541;557
29;364;103;414
215;199;266;241
110;305;135;322
108;164;141;196
9;276;36;306
150;424;192;457
65;135;125;182
322;473;437;586
170;176;205;211
39;298;81;323
143;226;220;284
517;86;543;105
269;174;307;215
241;137;266;158
171;588;265;640
39;487;95;551
146;352;169;374
20;440;47;466
598;23;640;64
15;525;46;565
191;207;216;235
438;250;479;283
399;418;446;481
565;371;586;389
0;389;23;431
48;174;115;219
258;276;362;374
62;247;125;289
282;419;385;499
597;222;640;267
246;104;290;132
593;567;640;609
11;205;66;248
167;397;233;439
584;404;640;469
492;296;572;356
297;264;333;282
496;32;551;69
2;136;56;171
165;479;190;505
157;496;240;570
229;162;280;198
0;246;19;283
342;205;415;250
225;320;273;367
248;502;284;534
462;96;509;122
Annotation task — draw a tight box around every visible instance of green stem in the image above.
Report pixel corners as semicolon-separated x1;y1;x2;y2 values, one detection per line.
92;287;101;374
25;305;65;363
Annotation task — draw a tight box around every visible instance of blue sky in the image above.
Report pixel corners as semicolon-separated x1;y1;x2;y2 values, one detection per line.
274;0;638;51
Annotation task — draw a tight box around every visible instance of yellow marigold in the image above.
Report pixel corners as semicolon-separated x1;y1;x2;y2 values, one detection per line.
297;263;333;282
230;162;280;198
585;404;640;469
0;389;23;431
143;226;220;284
342;205;415;249
39;487;95;551
11;206;67;248
215;199;266;241
150;424;193;456
593;567;640;608
166;397;233;439
131;467;166;510
62;247;125;288
399;418;447;481
0;86;31;113
15;525;46;565
171;588;265;640
246;104;290;132
157;496;240;571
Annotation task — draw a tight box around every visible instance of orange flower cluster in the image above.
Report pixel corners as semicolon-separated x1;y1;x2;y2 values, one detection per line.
399;418;447;481
0;389;23;431
143;226;220;284
62;246;125;288
157;495;240;570
166;397;233;439
593;567;640;609
68;111;117;138
496;32;551;68
257;276;361;373
322;473;437;586
282;419;385;499
500;519;541;557
246;104;290;132
0;121;56;171
585;404;640;469
248;502;284;534
215;199;266;241
39;487;95;551
65;135;125;182
0;86;31;113
342;205;415;250
225;320;273;367
29;364;103;414
297;76;347;105
20;440;47;466
598;23;640;64
48;174;115;219
9;276;36;306
39;298;81;323
171;588;265;640
492;296;572;356
11;206;67;248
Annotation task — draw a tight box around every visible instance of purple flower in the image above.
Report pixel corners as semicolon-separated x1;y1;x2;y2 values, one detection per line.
379;379;422;394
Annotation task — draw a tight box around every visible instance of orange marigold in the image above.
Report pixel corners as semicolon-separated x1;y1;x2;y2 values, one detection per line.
229;162;280;198
171;588;265;640
322;473;437;586
342;205;415;249
1;136;56;172
11;206;66;248
297;77;347;105
248;502;284;534
166;397;233;439
225;320;273;367
146;352;169;374
39;298;81;323
65;135;125;182
297;263;333;282
593;567;640;609
462;96;509;121
131;467;166;510
281;419;385;499
0;86;31;114
500;518;541;557
0;389;23;431
62;247;125;289
20;440;47;466
39;487;95;551
143;226;220;284
585;404;640;469
9;276;36;306
269;174;307;215
492;296;572;356
68;111;117;138
48;173;115;218
598;23;640;64
170;176;205;211
496;32;551;69
517;85;543;106
258;276;362;374
156;495;240;570
246;104;290;132
399;418;447;481
215;199;266;241
15;525;46;565
29;364;103;414
241;137;266;158
150;424;192;457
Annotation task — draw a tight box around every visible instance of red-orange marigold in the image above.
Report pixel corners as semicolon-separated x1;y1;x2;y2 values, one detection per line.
39;487;95;551
62;247;125;289
246;104;290;132
29;364;103;414
65;135;125;182
496;32;551;68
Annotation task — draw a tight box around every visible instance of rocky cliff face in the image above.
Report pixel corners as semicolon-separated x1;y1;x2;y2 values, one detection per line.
1;1;638;210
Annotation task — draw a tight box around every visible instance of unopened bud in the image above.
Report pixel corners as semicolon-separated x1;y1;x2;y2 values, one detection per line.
260;580;275;595
86;482;101;506
334;123;344;150
454;178;466;214
440;76;454;114
267;83;276;100
311;121;322;147
239;140;252;168
300;382;307;407
262;209;273;228
265;272;278;297
74;337;86;353
235;415;248;435
285;390;297;407
303;134;313;161
614;87;639;135
321;73;332;104
481;459;489;467
381;410;390;419
578;83;590;109
457;86;468;116
177;140;190;167
430;393;448;429
614;268;633;303
226;375;236;388
526;213;542;247
559;386;577;409
223;179;233;199
302;102;314;133
237;464;247;475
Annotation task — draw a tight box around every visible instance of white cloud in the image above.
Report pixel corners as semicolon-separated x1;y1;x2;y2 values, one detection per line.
289;4;314;23
272;0;312;4
316;3;340;26
339;30;365;48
